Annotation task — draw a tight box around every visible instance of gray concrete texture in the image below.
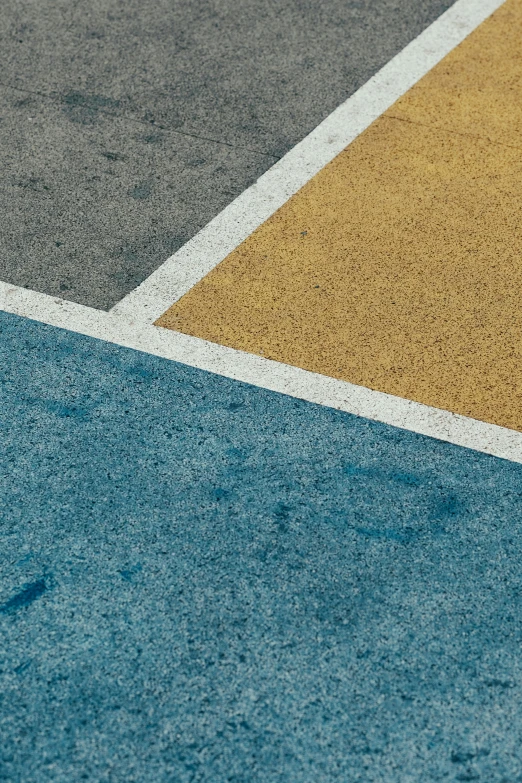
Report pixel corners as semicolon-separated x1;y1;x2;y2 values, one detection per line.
0;0;454;309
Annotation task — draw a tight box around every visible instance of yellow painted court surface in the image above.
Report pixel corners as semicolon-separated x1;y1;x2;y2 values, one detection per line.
158;0;522;432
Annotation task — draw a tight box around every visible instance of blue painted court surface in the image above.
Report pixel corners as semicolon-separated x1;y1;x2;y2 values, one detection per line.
2;311;522;782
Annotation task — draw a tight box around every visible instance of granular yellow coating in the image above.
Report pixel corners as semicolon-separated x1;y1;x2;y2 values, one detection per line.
158;0;522;432
389;0;522;147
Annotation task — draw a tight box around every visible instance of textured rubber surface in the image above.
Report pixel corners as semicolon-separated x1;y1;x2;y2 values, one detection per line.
2;310;522;782
0;0;454;308
160;0;522;431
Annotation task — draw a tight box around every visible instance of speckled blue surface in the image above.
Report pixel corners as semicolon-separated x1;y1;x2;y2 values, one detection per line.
2;311;522;783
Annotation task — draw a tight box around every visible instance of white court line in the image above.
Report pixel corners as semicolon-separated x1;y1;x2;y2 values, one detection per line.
0;0;516;464
1;281;522;464
110;0;506;324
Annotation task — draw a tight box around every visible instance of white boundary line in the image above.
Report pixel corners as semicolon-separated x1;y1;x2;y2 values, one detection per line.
1;0;517;464
110;0;505;324
2;281;522;464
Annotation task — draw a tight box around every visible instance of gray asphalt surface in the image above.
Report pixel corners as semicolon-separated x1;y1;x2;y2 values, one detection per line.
0;0;454;309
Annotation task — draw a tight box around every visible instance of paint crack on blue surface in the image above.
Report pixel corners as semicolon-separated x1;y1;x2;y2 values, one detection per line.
0;578;47;615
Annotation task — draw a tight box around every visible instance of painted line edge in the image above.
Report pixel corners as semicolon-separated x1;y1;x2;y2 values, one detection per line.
109;0;506;324
1;281;521;464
